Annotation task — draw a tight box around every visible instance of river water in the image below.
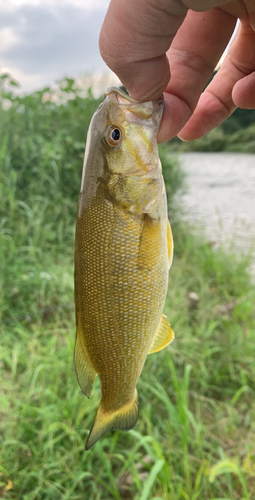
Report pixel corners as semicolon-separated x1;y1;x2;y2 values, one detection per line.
178;153;255;258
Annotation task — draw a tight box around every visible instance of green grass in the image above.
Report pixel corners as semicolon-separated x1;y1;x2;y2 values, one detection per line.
1;228;255;499
1;75;255;499
169;124;255;153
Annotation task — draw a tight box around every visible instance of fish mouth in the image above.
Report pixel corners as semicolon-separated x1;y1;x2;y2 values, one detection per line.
105;87;141;104
105;86;164;125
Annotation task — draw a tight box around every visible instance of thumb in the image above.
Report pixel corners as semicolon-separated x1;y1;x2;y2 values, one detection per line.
99;0;187;101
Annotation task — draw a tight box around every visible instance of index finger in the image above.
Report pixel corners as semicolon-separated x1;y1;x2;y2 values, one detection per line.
99;0;187;101
157;8;236;142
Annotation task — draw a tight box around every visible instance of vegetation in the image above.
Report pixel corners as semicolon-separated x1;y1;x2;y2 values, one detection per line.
169;119;255;153
1;74;255;499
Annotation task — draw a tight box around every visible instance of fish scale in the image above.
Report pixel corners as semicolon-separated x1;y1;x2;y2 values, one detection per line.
74;87;174;449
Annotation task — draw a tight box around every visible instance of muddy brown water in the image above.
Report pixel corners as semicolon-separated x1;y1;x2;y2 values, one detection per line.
177;152;255;267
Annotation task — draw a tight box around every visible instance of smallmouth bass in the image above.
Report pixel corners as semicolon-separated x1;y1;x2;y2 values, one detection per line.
74;87;174;450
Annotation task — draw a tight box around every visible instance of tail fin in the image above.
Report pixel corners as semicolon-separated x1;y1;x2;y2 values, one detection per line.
85;389;139;450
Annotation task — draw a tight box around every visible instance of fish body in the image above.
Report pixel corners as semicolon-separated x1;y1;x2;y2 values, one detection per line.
74;87;174;450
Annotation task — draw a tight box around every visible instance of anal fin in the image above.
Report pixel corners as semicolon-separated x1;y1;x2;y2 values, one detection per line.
74;326;97;398
148;314;174;354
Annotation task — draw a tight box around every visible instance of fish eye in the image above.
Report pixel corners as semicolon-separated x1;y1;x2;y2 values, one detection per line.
105;126;122;147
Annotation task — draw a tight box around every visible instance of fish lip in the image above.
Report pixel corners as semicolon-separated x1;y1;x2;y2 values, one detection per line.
105;86;139;104
157;94;164;107
105;86;164;125
105;86;164;107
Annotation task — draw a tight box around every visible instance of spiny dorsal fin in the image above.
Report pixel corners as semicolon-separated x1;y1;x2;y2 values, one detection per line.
74;326;97;398
148;314;174;354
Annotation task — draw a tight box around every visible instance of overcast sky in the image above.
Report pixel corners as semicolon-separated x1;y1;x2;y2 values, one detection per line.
0;0;117;93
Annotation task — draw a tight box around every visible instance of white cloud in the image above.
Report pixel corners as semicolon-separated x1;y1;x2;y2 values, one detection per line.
0;0;111;93
1;0;108;8
0;26;20;50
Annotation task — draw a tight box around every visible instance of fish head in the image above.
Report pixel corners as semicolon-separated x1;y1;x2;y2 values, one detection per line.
80;87;164;215
100;87;164;177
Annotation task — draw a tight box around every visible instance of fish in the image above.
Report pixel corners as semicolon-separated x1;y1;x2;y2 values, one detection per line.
74;87;174;450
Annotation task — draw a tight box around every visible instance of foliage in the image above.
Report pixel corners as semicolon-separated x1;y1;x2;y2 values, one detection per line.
159;145;187;220
1;74;255;499
169;121;255;153
1;225;255;500
0;75;101;322
227;124;255;153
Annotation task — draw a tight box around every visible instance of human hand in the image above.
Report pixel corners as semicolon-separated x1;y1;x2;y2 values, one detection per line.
99;0;255;143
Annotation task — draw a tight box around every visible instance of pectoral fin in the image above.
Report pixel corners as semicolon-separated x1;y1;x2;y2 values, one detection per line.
74;326;97;398
148;314;174;354
167;219;174;269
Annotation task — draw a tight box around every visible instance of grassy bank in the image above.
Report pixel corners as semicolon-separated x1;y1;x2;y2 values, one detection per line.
1;78;255;499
